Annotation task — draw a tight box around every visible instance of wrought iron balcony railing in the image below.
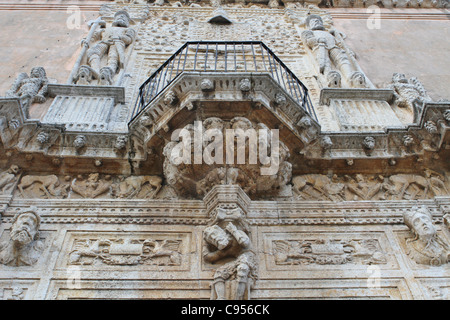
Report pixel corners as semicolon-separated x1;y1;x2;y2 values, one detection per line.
130;41;316;122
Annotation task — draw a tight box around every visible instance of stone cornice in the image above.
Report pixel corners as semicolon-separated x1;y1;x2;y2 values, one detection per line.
2;197;447;226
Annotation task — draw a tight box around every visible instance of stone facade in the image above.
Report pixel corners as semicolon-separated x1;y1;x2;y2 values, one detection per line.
0;0;448;300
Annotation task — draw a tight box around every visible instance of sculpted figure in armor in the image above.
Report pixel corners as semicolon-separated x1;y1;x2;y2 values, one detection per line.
301;15;366;88
5;67;48;117
83;10;136;85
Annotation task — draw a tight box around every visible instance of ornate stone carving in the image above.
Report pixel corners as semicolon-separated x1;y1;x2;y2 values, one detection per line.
0;165;21;195
444;213;449;229
292;174;345;201
0;208;44;266
74;65;99;85
239;78;252;92
444;109;450;123
69;238;182;266
163;117;292;199
362;136;375;151
203;207;257;300
301;15;367;88
18;175;70;199
403;206;449;266
73;135;87;151
163;90;178;106
116;175;162;199
81;10;136;86
389;73;432;122
114;135;128;152
292;172;449;201
320;135;333;150
200;78;214;92
4;67;49;117
273;238;387;265
71;173;112;198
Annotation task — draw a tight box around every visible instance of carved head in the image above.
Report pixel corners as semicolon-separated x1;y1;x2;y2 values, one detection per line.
204;225;230;250
403;134;414;147
200;78;214;92
8;165;20;175
424;121;438;134
392;73;408;84
10;208;41;246
444;109;450;122
163;90;178;106
320;135;333;149
36;131;50;145
403;206;436;240
239;78;252;92
306;14;325;31
73;135;87;149
350;72;367;88
114;135;127;151
274;93;287;107
327;71;341;88
113;10;131;27
362;136;375;150
30;67;46;79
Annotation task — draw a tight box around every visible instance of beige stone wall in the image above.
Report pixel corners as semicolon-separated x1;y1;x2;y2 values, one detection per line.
0;7;449;101
331;8;450;100
0;3;102;93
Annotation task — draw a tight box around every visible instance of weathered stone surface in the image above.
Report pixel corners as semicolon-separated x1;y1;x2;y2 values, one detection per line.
0;1;448;301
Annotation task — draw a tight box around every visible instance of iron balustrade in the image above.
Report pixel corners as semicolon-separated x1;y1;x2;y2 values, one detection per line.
130;41;316;122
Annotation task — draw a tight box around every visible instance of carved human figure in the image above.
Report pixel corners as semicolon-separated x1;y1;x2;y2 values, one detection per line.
389;73;432;122
301;15;366;88
403;206;449;266
83;10;136;85
346;174;383;200
203;207;257;300
0;208;44;266
71;173;112;198
0;165;20;194
5;67;48;117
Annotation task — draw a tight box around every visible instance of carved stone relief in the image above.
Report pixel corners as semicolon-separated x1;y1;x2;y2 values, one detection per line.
402;206;449;266
69;238;182;266
389;73;432;124
3;67;49;118
0;165;21;195
163;116;292;199
14;174;163;200
292;172;449;201
0;208;44;267
203;207;257;300
301;15;368;89
273;238;387;265
76;10;136;86
59;231;191;271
